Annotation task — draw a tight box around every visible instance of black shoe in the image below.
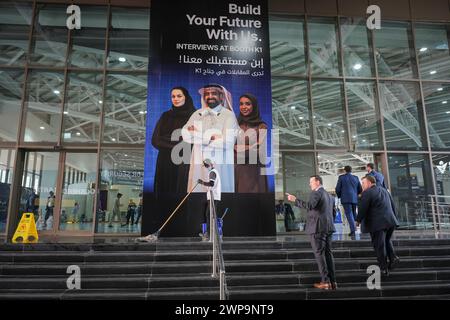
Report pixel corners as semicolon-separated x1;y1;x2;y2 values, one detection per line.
388;256;400;270
330;282;338;290
348;232;355;237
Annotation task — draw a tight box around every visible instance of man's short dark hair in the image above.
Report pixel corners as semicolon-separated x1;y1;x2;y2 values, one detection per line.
366;163;374;170
344;165;352;173
362;175;376;184
310;175;323;185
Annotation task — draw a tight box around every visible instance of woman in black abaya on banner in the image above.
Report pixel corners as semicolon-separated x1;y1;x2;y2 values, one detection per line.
152;87;196;194
235;93;269;193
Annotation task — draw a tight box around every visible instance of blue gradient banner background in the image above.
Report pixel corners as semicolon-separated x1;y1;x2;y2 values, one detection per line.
144;0;273;194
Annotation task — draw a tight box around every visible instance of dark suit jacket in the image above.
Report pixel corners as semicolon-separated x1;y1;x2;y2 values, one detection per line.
336;173;362;204
295;187;336;235
356;185;399;233
368;170;386;189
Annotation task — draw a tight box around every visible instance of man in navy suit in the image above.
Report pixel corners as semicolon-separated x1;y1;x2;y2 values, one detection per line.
366;163;387;189
356;175;400;276
286;176;337;290
336;166;362;237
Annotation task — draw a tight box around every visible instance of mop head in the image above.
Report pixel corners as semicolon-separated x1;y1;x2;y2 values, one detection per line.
135;233;159;242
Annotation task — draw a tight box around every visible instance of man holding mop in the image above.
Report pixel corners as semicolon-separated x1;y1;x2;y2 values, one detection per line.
197;159;221;242
136;158;220;242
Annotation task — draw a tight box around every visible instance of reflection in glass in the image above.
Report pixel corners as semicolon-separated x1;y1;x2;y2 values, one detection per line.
379;81;427;150
340;18;374;77
388;153;433;229
59;153;97;232
24;71;64;143
311;80;346;148
0;2;32;66
102;74;147;144
107;7;149;70
269;16;306;76
29;4;68;67
97;149;144;234
280;152;315;232
20;152;59;232
433;154;450;197
422;83;450;150
0;69;24;142
68;6;108;69
415;24;450;80
432;155;450;228
0;149;15;233
373;21;417;79
308;17;340;77
346;81;382;149
63;72;103;144
272;79;311;147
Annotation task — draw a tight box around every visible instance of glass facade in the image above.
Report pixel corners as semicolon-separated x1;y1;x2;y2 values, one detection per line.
1;0;449;237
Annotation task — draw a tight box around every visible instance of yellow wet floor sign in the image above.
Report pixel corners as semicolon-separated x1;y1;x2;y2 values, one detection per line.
12;213;39;244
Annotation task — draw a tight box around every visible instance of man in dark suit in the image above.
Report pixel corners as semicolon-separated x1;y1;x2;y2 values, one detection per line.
356;175;400;276
336;165;362;237
366;163;387;189
286;175;337;290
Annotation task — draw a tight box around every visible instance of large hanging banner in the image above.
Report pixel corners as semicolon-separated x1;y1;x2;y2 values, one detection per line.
143;0;275;237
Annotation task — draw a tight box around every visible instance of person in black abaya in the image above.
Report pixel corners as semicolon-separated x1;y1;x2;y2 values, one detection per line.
152;87;196;194
234;93;269;193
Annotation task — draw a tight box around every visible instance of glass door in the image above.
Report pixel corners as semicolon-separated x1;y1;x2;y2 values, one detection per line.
20;152;60;233
58;153;97;233
19;151;97;237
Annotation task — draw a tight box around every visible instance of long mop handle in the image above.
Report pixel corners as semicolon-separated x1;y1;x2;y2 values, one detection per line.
156;181;200;233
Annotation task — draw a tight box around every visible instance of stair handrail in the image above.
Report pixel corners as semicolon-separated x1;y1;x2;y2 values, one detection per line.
428;194;450;238
209;190;228;300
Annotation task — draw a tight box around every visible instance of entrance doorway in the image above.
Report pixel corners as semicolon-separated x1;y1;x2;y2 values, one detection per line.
276;151;386;235
19;150;97;237
317;152;385;236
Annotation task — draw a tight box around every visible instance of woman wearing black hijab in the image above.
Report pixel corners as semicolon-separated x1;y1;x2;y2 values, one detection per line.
152;87;196;194
235;93;269;193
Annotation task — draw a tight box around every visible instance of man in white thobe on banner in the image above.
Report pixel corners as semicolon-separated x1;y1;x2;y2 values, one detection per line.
182;84;238;193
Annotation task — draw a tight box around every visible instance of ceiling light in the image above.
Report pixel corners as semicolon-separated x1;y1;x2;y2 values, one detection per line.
353;63;362;70
430;70;437;75
437;88;443;92
111;138;116;142
419;47;428;52
53;90;60;95
290;106;296;110
362;139;366;142
327;123;332;126
124;154;128;157
63;111;68;115
443;101;448;104
76;132;81;136
352;135;357;138
118;57;126;62
99;100;103;104
341;130;345;133
299;116;304;120
446;111;450;114
139;110;147;115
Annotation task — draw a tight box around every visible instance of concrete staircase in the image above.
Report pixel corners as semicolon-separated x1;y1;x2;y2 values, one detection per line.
0;237;449;300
